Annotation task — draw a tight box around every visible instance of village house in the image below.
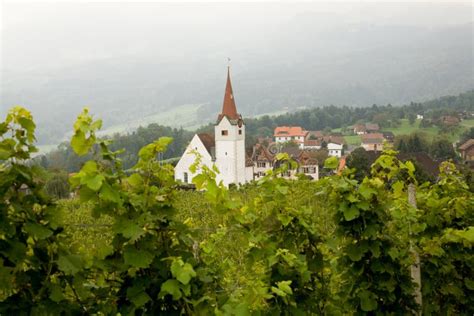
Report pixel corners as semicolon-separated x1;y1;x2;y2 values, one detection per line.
382;131;395;143
303;139;322;150
248;142;320;181
365;123;380;133
353;124;366;135
251;143;274;179
459;139;474;162
361;133;385;151
277;147;319;180
274;126;308;148
307;130;323;139
327;142;343;157
353;123;380;135
438;115;460;127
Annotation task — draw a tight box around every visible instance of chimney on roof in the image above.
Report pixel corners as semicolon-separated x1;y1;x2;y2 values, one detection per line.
218;66;240;121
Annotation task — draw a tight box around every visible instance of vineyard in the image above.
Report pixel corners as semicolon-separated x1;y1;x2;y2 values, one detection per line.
1;107;473;315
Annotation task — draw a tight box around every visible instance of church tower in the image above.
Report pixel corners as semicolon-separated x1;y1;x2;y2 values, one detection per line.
214;67;246;186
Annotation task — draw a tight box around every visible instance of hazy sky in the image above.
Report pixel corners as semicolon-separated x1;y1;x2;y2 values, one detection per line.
1;1;472;73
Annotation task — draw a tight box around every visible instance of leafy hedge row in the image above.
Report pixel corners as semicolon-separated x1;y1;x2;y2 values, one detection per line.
0;107;472;315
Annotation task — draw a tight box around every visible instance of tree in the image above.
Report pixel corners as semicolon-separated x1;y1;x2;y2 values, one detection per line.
45;169;70;199
459;127;474;144
345;147;372;180
430;138;457;161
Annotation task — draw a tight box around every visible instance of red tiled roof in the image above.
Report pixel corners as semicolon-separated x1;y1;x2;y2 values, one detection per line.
361;133;385;145
197;133;215;157
217;67;241;122
274;126;308;137
365;123;380;131
322;135;345;145
304;139;322;146
337;157;346;175
353;124;366;132
459;139;474;151
308;131;323;138
361;133;384;140
252;143;274;162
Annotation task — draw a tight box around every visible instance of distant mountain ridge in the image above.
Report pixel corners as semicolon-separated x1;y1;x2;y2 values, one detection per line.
1;21;472;145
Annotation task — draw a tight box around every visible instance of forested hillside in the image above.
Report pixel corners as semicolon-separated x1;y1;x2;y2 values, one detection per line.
2;11;472;145
40;90;474;172
41;124;194;172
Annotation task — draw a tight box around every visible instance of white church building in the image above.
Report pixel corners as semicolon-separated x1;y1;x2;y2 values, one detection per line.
174;67;253;187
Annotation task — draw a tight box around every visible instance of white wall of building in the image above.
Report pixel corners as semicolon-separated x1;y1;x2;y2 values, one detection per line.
174;134;214;184
245;166;254;182
214;117;247;186
327;143;343;157
275;136;305;143
253;161;273;179
362;143;383;151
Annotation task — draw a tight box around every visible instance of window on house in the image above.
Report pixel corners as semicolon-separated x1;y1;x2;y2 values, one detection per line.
221;130;228;136
183;172;188;183
239;129;242;135
257;162;266;168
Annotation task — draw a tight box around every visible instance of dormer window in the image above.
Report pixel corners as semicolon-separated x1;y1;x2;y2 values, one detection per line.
221;130;228;136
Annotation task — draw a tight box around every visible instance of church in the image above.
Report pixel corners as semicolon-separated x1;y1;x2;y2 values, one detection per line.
174;67;254;187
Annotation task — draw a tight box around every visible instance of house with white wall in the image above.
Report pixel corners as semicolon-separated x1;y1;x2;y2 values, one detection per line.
327;142;343;157
274;126;308;149
361;133;385;152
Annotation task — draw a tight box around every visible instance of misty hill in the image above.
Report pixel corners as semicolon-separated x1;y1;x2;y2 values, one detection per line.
40;90;474;173
1;15;472;145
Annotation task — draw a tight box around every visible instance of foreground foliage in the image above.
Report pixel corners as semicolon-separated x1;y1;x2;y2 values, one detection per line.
1;107;473;314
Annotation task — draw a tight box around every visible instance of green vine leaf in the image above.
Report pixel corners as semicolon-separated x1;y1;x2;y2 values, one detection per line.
359;290;378;311
124;247;154;268
159;279;182;300
127;285;151;307
57;254;84;275
171;258;197;285
23;222;53;240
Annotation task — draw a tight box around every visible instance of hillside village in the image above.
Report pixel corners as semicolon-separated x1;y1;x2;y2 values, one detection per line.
175;68;474;187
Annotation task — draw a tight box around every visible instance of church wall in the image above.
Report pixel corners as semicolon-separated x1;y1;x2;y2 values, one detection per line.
214;117;247;186
245;166;254;182
174;134;213;184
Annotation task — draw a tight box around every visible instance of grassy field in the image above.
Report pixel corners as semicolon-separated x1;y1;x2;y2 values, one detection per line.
461;118;474;129
98;103;207;136
384;119;438;136
344;135;362;145
343;118;474;145
98;106;292;138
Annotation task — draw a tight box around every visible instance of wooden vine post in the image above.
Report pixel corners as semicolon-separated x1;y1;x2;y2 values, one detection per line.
408;183;422;312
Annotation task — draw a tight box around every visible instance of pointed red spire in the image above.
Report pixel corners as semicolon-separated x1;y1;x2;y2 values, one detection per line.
218;67;240;121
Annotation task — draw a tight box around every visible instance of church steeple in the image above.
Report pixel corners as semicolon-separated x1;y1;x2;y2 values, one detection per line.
218;66;240;122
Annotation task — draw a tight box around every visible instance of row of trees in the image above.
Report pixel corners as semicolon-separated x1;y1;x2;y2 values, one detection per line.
1;107;472;314
395;133;457;161
39;90;473;173
39;124;194;172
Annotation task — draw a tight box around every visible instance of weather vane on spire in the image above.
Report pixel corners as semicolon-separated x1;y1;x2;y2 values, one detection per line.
227;57;231;68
